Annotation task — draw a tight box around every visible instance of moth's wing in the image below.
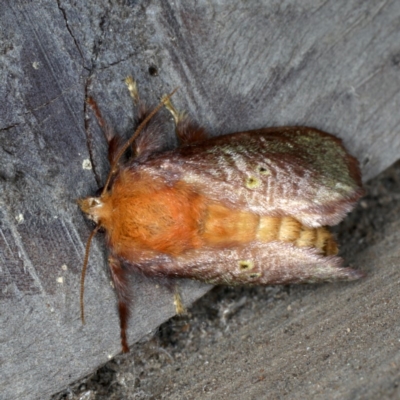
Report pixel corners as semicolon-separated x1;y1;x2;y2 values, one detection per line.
127;242;363;285
176;242;363;285
143;126;364;227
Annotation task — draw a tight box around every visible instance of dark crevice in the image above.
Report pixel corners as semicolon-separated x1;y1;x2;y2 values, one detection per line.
97;52;137;70
91;7;110;67
84;77;103;188
0;123;20;132
56;0;85;63
82;7;112;188
78;4;141;189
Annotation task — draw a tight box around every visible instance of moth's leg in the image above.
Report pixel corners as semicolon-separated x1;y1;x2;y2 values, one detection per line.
86;97;123;165
108;254;131;353
125;76;167;156
125;76;148;127
124;76;140;105
173;282;186;315
161;95;209;145
163;279;186;315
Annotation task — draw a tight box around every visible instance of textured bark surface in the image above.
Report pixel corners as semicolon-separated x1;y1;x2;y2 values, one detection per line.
1;1;400;399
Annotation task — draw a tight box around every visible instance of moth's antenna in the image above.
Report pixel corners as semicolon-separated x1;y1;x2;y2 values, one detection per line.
101;87;179;196
80;225;100;324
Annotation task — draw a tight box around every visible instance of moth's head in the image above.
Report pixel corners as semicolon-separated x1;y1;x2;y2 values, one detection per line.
78;196;104;224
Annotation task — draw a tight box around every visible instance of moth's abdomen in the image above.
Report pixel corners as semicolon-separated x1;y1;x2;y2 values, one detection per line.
257;216;338;256
202;203;337;256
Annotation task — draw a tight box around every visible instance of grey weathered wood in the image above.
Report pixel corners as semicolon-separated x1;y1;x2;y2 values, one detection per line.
1;0;400;399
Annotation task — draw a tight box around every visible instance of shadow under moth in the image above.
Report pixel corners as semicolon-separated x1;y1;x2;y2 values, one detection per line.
79;77;364;353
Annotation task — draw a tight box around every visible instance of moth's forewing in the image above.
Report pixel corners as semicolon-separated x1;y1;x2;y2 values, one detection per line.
140;127;363;228
124;241;363;285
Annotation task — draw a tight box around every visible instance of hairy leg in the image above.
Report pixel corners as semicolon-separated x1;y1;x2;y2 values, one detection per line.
86;97;123;166
162;96;209;145
173;283;186;315
108;254;132;353
125;76;168;156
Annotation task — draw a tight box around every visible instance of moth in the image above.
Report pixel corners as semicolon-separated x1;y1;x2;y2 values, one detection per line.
79;77;364;353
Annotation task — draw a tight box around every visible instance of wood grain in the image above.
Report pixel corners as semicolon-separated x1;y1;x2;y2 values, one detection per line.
1;0;399;398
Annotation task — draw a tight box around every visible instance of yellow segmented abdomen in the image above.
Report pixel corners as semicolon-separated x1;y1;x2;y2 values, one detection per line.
202;204;338;256
257;216;338;256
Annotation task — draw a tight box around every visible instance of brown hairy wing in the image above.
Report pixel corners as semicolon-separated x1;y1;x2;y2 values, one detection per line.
125;241;363;285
